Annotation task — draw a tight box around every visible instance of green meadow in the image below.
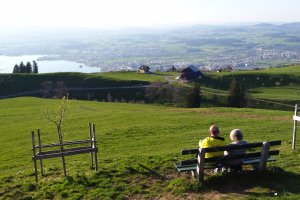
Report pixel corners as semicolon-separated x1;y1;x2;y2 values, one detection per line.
1;66;299;108
0;97;299;199
200;66;300;107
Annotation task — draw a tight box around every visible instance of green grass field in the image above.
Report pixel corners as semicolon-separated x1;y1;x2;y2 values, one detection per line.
201;66;300;107
0;71;168;95
1;66;299;109
0;97;299;199
97;71;171;82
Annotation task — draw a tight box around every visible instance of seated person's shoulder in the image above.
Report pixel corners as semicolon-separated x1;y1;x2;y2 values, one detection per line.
199;137;210;147
238;141;248;145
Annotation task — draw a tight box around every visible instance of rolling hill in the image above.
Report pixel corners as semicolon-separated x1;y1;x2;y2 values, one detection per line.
1;66;299;110
0;97;299;199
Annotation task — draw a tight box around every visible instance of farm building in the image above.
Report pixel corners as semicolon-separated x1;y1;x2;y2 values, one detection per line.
137;65;151;74
176;65;203;82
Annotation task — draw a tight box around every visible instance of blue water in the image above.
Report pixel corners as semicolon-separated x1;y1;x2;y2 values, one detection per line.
0;55;101;73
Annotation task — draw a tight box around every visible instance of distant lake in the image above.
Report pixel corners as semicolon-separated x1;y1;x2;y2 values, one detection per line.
0;55;101;73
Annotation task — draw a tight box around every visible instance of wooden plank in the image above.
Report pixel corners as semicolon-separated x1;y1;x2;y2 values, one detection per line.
243;157;276;165
34;147;98;160
268;140;282;146
36;146;95;156
181;148;199;155
36;139;91;148
175;157;277;172
181;140;281;155
180;150;279;165
174;163;197;172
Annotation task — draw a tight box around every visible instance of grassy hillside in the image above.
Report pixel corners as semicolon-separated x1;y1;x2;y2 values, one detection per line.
203;66;299;89
0;97;299;199
201;66;300;107
0;72;169;102
1;66;299;108
98;71;171;82
0;71;168;95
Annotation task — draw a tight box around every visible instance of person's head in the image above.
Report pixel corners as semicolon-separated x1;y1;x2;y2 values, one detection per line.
209;124;220;137
230;129;243;142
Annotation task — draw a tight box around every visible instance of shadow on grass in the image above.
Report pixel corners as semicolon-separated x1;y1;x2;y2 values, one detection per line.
125;164;167;181
203;167;300;196
138;164;167;180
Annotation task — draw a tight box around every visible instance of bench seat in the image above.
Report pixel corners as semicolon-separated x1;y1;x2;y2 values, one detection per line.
174;157;277;172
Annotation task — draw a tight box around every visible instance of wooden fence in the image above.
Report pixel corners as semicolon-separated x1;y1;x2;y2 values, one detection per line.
31;123;98;182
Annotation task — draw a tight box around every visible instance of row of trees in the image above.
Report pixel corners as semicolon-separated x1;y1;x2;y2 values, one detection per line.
145;79;246;108
145;78;245;108
38;78;245;108
12;60;39;73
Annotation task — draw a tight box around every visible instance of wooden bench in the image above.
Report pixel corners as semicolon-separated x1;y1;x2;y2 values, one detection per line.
174;140;281;181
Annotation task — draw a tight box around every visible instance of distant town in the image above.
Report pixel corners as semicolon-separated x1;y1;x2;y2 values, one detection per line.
56;46;300;72
2;22;300;72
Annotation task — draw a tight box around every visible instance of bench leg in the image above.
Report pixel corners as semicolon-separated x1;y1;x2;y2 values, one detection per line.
191;170;196;178
40;160;44;176
259;142;270;171
33;159;38;182
196;148;205;182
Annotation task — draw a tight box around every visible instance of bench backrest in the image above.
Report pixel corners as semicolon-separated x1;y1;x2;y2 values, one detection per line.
181;140;281;155
181;140;281;165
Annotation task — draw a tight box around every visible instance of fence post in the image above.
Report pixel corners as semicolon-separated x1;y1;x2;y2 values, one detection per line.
292;104;298;150
89;123;94;169
196;148;205;182
31;131;38;182
92;123;98;171
37;129;44;176
259;142;270;171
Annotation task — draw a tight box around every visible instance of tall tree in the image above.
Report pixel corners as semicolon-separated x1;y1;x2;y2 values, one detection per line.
26;61;32;73
46;95;70;176
32;60;38;73
19;62;26;73
13;64;20;73
187;83;201;108
228;78;246;107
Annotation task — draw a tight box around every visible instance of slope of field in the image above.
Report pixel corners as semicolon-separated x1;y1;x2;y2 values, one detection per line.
201;66;300;107
0;72;162;93
0;72;170;102
1;66;299;108
0;97;299;199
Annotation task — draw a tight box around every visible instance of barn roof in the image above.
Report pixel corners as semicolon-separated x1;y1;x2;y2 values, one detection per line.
138;65;150;70
178;65;203;81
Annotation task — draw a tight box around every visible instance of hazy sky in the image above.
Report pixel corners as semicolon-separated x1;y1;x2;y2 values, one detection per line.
0;0;299;29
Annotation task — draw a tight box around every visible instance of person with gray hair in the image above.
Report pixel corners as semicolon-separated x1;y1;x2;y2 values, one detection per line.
230;129;244;142
224;129;248;172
